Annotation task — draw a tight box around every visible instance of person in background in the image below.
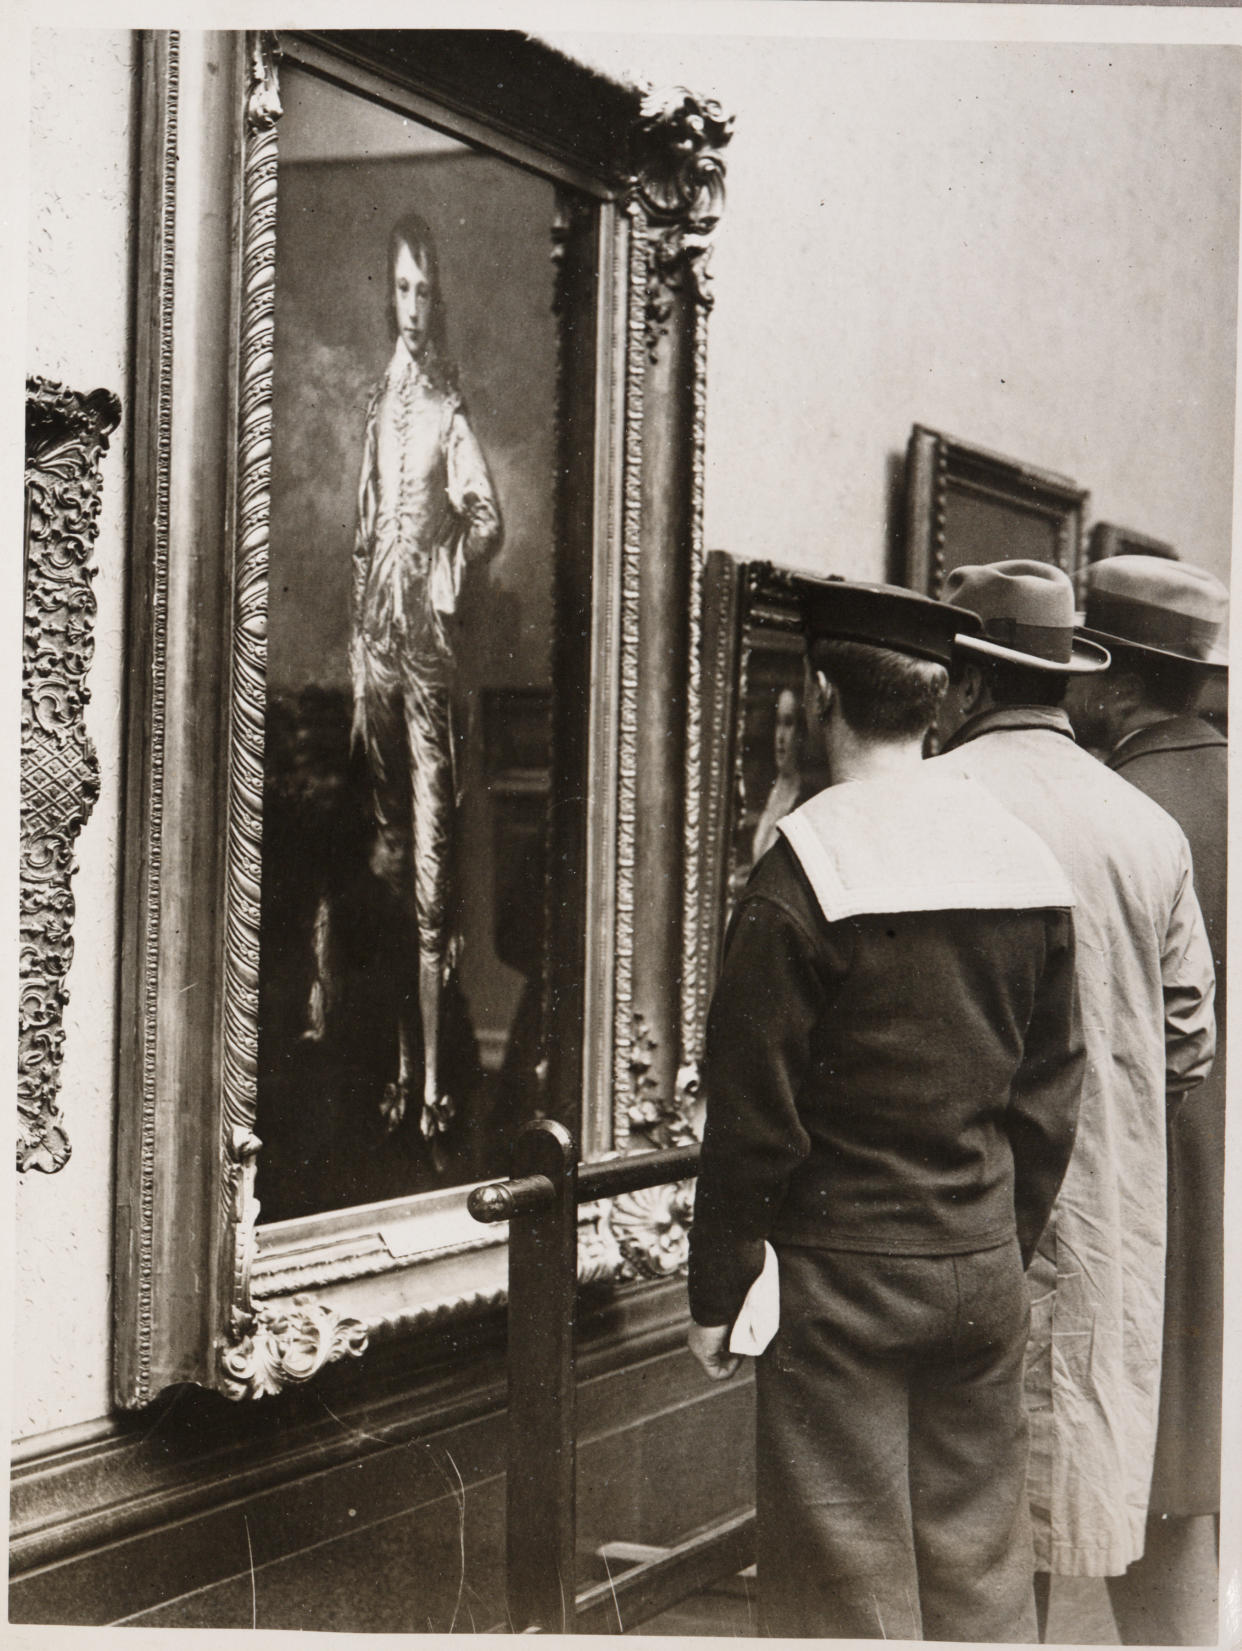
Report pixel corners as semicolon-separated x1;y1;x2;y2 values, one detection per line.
688;578;1085;1641
928;560;1216;1638
1066;554;1228;1645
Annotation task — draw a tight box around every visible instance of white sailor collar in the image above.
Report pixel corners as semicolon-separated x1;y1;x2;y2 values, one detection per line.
778;766;1073;923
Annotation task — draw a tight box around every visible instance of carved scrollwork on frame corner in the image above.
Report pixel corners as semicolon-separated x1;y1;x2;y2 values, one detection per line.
579;1178;698;1288
220;1293;369;1402
597;1027;702;1286
673;1060;704;1138
612;1178;697;1280
246;30;283;132
633;84;734;348
577;1204;625;1285
224;1125;263;1321
20;377;121;1175
624;1011;659;1133
221;1121;365;1403
623;1015;703;1151
634;85;733;237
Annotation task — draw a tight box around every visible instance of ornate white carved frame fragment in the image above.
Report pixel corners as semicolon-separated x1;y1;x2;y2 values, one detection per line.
20;378;121;1174
115;29;732;1406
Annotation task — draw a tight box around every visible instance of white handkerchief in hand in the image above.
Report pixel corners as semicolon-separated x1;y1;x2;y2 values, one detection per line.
728;1242;780;1356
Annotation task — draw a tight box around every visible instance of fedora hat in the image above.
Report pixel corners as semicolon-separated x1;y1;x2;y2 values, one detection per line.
944;560;1110;674
1079;554;1228;670
803;575;984;667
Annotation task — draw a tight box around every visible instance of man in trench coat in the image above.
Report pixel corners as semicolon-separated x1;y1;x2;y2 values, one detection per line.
929;560;1217;1635
1066;554;1227;1644
688;578;1087;1641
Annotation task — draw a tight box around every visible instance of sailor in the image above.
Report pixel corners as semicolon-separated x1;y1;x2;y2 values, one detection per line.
688;576;1086;1641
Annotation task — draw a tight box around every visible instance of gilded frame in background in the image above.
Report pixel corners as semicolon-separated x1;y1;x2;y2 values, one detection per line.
695;554;830;1026
115;29;731;1405
903;424;1089;597
1088;521;1178;563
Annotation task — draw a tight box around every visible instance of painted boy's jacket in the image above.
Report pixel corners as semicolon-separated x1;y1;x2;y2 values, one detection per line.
353;339;502;670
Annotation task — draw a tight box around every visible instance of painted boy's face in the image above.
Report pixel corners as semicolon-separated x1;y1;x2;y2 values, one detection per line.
393;240;433;361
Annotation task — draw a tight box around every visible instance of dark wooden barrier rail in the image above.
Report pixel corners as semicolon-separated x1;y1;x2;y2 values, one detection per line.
469;1117;755;1633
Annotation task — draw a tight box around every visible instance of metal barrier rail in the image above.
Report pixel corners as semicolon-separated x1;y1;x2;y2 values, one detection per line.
469;1117;755;1633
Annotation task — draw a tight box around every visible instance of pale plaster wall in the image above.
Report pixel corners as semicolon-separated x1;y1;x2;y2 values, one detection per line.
554;33;1239;587
17;28;136;1438
13;29;1237;1440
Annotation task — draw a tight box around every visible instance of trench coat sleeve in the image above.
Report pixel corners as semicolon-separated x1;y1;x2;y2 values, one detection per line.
1161;851;1217;1096
1004;909;1084;1268
687;894;824;1326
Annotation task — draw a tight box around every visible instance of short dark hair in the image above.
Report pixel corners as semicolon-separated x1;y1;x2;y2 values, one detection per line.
1110;644;1203;716
810;638;947;739
951;655;1068;708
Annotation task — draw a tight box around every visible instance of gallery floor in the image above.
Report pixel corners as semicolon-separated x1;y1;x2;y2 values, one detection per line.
632;1572;1122;1640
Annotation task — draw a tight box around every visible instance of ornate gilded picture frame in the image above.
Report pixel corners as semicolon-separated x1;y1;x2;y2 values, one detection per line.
115;29;731;1406
21;378;121;1174
1087;522;1178;562
903;424;1088;597
695;553;830;1020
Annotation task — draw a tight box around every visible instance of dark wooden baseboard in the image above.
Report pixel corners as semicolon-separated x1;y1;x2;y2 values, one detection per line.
11;1281;755;1630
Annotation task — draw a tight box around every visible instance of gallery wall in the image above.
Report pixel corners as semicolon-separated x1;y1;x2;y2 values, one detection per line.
18;28;136;1440
15;25;1238;1440
556;32;1239;587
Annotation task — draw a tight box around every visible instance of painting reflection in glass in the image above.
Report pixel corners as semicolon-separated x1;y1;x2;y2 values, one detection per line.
257;67;561;1219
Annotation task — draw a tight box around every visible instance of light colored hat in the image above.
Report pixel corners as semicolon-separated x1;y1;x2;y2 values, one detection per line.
1079;554;1228;670
944;560;1111;674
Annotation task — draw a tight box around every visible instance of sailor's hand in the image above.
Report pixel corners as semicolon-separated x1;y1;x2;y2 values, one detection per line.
688;1321;741;1382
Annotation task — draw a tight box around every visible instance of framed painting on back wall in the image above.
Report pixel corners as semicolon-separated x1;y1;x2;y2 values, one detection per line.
695;553;831;1027
903;424;1088;597
115;28;732;1404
